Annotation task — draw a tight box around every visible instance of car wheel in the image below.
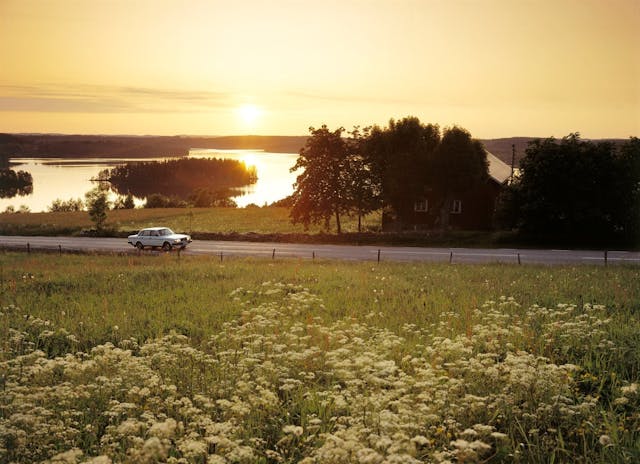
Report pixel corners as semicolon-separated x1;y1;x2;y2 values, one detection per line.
136;242;144;250
162;242;172;251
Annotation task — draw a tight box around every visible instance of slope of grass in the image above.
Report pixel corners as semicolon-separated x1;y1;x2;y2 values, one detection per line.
0;207;383;236
1;253;639;462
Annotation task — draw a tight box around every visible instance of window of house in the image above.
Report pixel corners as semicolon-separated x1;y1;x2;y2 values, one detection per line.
451;199;462;214
414;199;428;212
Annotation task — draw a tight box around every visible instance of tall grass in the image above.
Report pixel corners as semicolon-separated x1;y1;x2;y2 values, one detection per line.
1;253;638;462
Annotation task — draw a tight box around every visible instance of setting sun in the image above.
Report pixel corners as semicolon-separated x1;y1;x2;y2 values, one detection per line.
235;104;262;128
241;152;259;169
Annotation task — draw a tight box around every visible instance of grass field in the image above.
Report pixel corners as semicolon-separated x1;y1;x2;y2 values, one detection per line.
1;253;639;462
0;207;382;236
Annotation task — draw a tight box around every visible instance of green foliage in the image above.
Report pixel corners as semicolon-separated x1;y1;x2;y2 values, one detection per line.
104;157;257;199
430;126;489;229
144;193;188;208
344;127;380;231
363;117;440;228
499;135;640;246
290;125;351;232
188;187;238;208
112;193;135;210
48;197;84;212
84;187;110;230
0;168;33;198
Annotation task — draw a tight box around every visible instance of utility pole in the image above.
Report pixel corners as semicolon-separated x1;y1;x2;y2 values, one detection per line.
510;144;516;181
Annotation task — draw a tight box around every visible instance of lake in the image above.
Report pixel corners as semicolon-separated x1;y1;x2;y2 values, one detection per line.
0;149;299;213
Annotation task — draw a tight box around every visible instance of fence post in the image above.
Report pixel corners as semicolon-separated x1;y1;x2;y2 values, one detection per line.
449;251;453;264
272;248;276;259
27;243;30;254
377;249;381;263
312;251;315;260
517;253;521;265
604;250;608;267
219;251;223;262
59;244;62;255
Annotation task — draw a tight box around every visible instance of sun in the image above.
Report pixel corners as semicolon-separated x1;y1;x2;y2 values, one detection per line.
235;104;262;128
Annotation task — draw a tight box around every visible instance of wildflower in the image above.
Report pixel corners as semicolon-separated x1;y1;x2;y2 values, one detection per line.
149;418;178;439
48;448;83;463
598;434;612;446
283;425;304;436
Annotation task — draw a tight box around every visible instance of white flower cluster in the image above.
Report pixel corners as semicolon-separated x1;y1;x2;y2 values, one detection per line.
0;284;632;463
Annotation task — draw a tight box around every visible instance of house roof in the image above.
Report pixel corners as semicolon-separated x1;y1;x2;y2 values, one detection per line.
486;150;512;184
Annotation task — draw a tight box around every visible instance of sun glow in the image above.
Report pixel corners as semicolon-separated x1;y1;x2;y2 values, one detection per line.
241;152;259;169
235;104;262;128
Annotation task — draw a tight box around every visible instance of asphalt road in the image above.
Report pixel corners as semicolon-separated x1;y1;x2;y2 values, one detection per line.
1;235;639;265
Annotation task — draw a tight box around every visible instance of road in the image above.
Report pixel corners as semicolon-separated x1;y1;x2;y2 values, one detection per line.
1;235;639;265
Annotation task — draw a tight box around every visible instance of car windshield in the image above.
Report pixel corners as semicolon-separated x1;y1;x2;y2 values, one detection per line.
159;228;173;236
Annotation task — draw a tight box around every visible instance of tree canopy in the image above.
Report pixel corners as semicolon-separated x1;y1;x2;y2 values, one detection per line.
498;134;640;245
429;126;489;229
104;158;257;199
290;126;350;233
363;117;440;229
0;169;33;198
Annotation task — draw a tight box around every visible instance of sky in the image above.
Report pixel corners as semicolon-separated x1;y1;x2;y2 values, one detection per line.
0;0;638;138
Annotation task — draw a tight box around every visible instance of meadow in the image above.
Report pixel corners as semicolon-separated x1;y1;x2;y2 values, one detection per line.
0;207;381;236
0;252;639;463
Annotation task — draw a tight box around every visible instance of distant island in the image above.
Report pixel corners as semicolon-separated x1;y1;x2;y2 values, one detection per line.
0;133;628;168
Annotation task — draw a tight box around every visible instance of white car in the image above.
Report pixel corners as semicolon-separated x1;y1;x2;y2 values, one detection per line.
128;227;192;251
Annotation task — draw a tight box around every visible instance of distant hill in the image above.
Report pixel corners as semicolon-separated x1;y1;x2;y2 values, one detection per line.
480;138;538;168
0;134;308;158
0;133;628;166
479;137;629;168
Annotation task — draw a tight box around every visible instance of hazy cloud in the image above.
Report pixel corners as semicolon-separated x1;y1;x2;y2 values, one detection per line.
0;84;233;113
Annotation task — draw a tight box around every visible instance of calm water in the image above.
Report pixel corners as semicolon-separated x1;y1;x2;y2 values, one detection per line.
0;149;299;213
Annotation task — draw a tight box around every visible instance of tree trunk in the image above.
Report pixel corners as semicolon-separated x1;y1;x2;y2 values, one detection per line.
357;212;362;232
335;209;342;234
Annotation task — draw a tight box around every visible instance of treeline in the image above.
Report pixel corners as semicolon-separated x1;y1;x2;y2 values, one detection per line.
0;134;307;158
290;118;639;247
290;118;489;233
103;157;257;199
0;168;33;199
497;134;640;246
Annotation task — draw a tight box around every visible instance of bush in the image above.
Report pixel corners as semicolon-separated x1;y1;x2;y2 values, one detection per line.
48;198;84;212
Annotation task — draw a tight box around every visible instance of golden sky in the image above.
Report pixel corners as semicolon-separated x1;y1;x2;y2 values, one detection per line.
1;0;638;138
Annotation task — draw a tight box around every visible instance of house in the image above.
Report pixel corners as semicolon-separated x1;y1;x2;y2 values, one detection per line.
384;150;512;231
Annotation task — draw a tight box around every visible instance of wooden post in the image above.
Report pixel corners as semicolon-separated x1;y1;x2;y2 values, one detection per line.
27;243;30;254
312;251;315;260
272;248;276;259
449;251;453;264
59;244;62;255
219;251;223;262
517;253;521;265
604;250;608;267
377;249;381;263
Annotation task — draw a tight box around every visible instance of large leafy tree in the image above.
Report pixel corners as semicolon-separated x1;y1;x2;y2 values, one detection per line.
615;137;640;242
500;134;639;245
290;125;350;233
344;127;380;232
363;117;440;229
85;186;110;231
429;126;489;230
